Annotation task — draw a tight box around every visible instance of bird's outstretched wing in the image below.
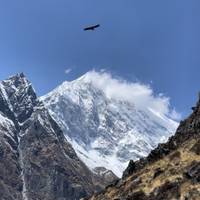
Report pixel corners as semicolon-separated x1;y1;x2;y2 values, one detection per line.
84;24;100;31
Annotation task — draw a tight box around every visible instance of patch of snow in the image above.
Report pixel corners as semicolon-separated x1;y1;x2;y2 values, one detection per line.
0;83;14;112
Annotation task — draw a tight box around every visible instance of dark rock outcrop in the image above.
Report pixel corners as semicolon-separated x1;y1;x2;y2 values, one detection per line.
122;160;135;179
149;181;181;200
190;139;200;155
93;167;119;190
0;115;22;200
185;161;200;183
0;74;111;200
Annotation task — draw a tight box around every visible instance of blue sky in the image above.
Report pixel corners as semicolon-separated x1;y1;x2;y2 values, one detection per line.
0;0;200;118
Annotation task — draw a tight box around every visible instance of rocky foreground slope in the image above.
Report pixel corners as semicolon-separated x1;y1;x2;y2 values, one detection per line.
0;73;116;200
87;96;200;199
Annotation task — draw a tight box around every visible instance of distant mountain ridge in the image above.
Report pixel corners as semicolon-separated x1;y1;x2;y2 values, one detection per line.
41;71;178;177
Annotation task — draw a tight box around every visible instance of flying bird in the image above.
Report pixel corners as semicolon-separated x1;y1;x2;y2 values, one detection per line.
84;24;100;31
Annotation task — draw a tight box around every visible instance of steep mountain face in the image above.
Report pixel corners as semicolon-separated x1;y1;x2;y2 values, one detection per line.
87;96;200;200
0;112;22;199
0;73;111;200
41;72;178;177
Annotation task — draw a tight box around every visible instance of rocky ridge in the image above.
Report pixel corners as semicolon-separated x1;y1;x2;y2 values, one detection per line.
87;95;200;200
0;73;115;200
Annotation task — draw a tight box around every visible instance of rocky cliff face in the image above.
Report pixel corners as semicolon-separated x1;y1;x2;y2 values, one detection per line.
0;73;114;200
87;96;200;200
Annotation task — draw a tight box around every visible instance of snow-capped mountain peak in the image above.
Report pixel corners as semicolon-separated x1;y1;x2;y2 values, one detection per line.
0;73;38;123
41;71;179;177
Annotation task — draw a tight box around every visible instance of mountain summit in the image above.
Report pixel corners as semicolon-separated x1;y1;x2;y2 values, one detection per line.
41;71;178;177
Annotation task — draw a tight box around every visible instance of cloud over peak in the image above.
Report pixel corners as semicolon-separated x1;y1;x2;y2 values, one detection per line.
81;70;181;121
64;68;72;75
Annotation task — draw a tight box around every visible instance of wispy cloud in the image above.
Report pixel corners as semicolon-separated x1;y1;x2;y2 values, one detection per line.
169;109;182;121
64;68;72;75
82;70;181;121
